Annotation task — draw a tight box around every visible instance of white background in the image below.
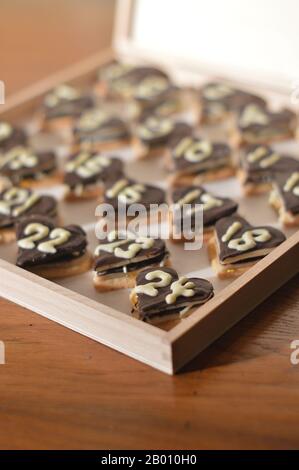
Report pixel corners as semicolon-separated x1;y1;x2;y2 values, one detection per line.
131;0;299;90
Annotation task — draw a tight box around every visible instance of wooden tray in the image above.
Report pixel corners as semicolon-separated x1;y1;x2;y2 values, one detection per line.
0;6;298;374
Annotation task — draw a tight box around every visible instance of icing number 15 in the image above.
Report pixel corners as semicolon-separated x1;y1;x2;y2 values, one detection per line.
18;223;71;254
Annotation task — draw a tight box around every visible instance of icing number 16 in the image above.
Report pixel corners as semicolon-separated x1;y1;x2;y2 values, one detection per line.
18;223;71;254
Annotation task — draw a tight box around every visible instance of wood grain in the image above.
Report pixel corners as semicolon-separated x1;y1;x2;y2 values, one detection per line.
0;0;299;450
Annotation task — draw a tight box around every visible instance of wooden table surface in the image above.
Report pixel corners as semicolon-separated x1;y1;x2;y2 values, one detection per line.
1;0;299;450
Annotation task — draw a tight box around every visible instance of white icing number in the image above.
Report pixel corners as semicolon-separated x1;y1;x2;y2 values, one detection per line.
77;109;109;132
284;172;299;197
66;152;110;178
138;117;173;140
177;190;223;212
135;76;169;99
18;223;71;254
239;105;270;127
221;222;272;252
134;270;173;297
0;146;38;170
165;277;195;305
44;85;80;108
203;84;233;100
95;231;154;259
174;137;212;162
0;187;39;217
106;179;146;204
247;147;280;168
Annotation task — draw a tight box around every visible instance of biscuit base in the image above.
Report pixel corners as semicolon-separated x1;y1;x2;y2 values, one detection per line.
25;251;91;280
72;137;132;153
94;258;171;292
0;227;16;245
168;166;235;188
207;236;256;279
130;292;198;327
170;227;214;244
20;173;62;189
237;170;272;196
230;128;295;148
269;192;299;227
64;185;103;202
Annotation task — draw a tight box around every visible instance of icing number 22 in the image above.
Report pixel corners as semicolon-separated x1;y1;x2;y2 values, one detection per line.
18;223;71;254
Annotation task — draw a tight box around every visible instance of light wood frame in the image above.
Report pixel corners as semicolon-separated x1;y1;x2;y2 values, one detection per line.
0;10;298;374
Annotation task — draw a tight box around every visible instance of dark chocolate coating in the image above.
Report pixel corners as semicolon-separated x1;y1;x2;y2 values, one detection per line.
16;215;87;268
73;115;130;144
237;106;296;134
0;126;27;152
0;188;57;229
94;237;167;272
273;172;299;215
136;116;176;147
215;215;286;264
171;137;231;174
0;148;57;184
171;186;238;228
241;145;299;185
44;95;94;120
200;82;266;114
104;178;165;211
135;267;214;320
64;153;124;189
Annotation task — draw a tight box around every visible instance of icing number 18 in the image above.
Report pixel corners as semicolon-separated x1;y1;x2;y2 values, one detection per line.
18;223;71;254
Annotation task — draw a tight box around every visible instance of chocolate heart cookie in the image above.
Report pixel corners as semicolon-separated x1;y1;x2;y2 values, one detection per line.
93;230;170;292
16;215;90;279
270;171;299;227
64;151;124;201
238;144;299;195
232;104;297;147
170;186;238;242
130;267;214;324
73;108;131;151
208;215;286;279
0;145;58;188
0;186;57;244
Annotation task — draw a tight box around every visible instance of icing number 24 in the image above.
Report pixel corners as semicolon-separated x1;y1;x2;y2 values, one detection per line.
18;223;71;254
221;221;271;252
135;270;196;305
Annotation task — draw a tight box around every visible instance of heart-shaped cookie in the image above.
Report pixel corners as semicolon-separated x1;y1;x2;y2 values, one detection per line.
171;185;238;227
130;266;214;324
93;230;169;292
239;145;299;195
0;186;57;243
0;121;27;152
73;108;130;150
64;151;124;200
16;215;90;279
104;177;165;211
167;125;234;186
209;215;286;278
199;82;266;124
270;171;299;227
43;84;94;120
0;145;58;187
233;104;297;146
